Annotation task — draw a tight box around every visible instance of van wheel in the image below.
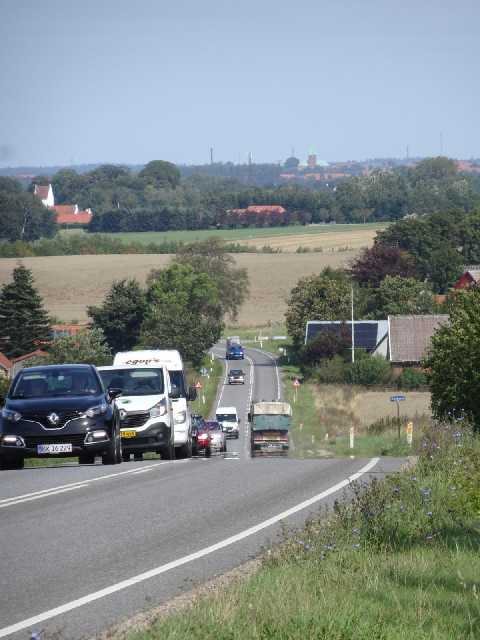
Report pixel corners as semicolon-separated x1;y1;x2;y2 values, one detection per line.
205;446;211;458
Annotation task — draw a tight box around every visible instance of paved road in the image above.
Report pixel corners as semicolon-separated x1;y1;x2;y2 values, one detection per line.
0;345;407;639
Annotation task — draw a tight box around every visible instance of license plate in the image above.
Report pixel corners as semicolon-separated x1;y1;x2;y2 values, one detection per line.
38;443;73;454
121;430;136;438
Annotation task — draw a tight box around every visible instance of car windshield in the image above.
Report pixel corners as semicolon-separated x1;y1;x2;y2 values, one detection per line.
98;368;164;396
230;370;242;376
207;421;222;430
10;368;102;398
216;414;236;422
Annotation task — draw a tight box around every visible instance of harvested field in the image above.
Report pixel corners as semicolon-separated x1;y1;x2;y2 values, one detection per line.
0;227;377;326
0;251;361;326
243;228;378;252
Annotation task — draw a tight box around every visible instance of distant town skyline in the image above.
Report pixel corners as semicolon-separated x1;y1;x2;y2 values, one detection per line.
1;0;479;169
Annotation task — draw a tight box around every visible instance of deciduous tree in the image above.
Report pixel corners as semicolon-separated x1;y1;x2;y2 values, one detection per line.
87;279;147;354
422;288;480;429
44;327;112;366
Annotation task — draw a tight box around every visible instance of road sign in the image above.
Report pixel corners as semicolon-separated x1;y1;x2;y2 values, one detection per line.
195;380;203;389
200;367;207;376
293;378;301;387
390;395;405;402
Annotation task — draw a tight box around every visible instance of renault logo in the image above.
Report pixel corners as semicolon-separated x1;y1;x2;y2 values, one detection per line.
119;409;127;421
47;412;60;425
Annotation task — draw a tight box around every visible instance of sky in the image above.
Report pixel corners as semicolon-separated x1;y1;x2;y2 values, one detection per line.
1;0;479;169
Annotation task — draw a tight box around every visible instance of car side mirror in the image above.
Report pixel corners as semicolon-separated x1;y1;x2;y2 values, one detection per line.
108;388;123;399
0;393;4;405
188;387;197;401
170;387;180;399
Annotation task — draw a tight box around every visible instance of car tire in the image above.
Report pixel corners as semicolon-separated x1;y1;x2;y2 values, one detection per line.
192;440;199;456
0;456;24;470
162;441;175;460
205;446;211;458
102;435;118;465
78;454;95;465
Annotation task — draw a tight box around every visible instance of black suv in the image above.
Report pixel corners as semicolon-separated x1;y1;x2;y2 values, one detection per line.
0;364;122;470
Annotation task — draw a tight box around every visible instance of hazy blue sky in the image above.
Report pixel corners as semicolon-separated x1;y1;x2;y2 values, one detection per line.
1;0;479;168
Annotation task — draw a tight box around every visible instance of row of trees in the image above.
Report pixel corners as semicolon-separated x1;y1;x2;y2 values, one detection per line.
2;157;480;241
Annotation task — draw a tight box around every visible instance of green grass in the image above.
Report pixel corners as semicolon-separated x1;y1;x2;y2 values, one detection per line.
124;419;480;640
60;223;386;246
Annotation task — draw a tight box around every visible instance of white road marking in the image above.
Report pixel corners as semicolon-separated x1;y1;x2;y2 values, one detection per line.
0;461;180;508
0;458;380;638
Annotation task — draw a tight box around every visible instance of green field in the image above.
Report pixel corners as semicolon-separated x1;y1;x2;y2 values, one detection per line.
62;222;386;245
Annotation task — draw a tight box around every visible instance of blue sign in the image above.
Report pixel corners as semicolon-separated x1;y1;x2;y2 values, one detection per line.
390;395;406;402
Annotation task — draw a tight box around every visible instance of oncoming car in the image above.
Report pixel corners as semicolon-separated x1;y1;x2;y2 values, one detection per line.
228;369;245;385
0;365;122;470
206;420;227;452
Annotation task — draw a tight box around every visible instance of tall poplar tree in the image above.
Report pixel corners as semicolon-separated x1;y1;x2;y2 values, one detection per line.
0;262;51;358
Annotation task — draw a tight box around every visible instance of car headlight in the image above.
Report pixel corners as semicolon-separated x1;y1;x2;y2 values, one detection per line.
2;408;22;422
174;409;186;424
199;433;208;440
86;404;107;418
150;397;167;418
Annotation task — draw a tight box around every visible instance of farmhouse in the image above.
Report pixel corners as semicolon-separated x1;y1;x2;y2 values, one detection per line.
454;268;480;290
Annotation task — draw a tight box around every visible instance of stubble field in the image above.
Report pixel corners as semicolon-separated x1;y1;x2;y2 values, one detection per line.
0;229;377;326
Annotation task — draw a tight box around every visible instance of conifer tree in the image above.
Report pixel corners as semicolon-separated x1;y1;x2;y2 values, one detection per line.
0;262;51;358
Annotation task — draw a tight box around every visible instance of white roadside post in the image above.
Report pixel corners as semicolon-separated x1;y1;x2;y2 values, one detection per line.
407;421;413;445
350;426;354;449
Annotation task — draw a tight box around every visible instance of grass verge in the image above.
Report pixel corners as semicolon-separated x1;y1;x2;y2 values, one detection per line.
121;418;480;640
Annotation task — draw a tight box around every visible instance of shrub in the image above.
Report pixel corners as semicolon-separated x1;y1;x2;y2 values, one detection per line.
313;355;347;384
397;366;426;389
344;355;393;386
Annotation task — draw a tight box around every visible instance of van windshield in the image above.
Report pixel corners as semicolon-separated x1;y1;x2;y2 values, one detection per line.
216;413;236;422
99;368;164;396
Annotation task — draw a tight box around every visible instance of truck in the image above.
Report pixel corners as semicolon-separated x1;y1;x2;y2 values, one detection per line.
106;350;197;459
226;336;244;360
248;400;291;457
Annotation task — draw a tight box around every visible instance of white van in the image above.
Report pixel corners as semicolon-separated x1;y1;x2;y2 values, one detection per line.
111;350;197;458
98;362;177;461
215;405;240;439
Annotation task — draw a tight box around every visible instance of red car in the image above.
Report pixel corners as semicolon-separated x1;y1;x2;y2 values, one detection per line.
192;414;211;457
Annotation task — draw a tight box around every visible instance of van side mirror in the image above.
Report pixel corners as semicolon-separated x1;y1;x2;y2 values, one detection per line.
188;387;197;401
170;387;180;399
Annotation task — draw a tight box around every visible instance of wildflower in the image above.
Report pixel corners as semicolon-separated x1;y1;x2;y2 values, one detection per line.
424;499;429;502
393;488;399;493
398;506;404;510
353;529;359;533
412;477;417;481
355;544;360;548
427;512;432;516
451;487;457;490
304;545;310;550
426;536;433;541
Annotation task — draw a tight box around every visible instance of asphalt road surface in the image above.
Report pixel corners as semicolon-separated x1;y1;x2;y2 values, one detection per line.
0;345;408;639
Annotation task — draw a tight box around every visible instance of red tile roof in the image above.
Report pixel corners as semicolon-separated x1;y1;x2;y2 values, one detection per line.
0;352;13;371
34;185;50;200
11;350;49;363
51;205;93;224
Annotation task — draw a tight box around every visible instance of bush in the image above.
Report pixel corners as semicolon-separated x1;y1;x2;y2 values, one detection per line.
312;355;347;384
344;355;393;386
397;366;426;389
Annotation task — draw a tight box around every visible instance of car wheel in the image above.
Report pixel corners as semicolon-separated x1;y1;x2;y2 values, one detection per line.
115;430;123;464
78;454;95;465
162;441;175;460
102;435;118;465
0;456;24;470
176;439;192;459
205;446;211;458
192;441;199;456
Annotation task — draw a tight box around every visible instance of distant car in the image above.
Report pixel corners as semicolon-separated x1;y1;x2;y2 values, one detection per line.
206;420;227;452
228;369;245;385
0;364;122;470
191;414;211;457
